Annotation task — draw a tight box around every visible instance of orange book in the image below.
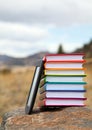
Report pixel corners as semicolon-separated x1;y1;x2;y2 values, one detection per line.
44;68;86;76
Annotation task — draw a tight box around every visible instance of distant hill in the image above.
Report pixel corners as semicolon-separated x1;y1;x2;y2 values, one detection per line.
74;40;92;58
22;51;49;66
0;55;25;66
0;51;49;66
1;39;92;67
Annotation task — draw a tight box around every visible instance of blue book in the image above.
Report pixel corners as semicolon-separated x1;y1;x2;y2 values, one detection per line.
40;82;86;93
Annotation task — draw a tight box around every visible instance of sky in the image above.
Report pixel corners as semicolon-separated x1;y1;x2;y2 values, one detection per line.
0;0;92;57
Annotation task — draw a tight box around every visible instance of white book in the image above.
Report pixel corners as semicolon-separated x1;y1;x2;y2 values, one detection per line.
41;91;85;98
45;62;83;69
45;69;85;75
45;76;84;82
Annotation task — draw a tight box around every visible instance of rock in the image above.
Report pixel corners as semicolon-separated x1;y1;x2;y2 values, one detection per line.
1;107;92;130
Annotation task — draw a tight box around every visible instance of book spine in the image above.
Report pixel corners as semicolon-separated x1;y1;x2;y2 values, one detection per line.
44;65;84;70
47;82;87;84
42;104;86;107
45;60;86;63
44;74;86;77
44;98;87;100
45;68;86;70
39;98;87;107
44;90;86;92
45;53;85;57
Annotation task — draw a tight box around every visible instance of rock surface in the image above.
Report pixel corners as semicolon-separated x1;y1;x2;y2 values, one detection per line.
1;107;92;130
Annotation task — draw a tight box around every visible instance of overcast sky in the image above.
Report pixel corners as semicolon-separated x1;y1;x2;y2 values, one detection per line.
0;0;92;57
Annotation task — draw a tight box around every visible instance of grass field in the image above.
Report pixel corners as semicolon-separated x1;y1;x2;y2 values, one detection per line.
0;66;35;117
0;59;92;122
84;60;92;108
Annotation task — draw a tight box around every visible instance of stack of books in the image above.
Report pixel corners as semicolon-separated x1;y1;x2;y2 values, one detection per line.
39;54;87;107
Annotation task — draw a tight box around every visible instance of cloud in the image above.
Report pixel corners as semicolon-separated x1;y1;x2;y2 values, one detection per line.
0;39;43;57
0;39;57;57
0;20;91;57
0;21;49;42
0;0;92;57
0;21;51;57
0;38;84;57
0;0;92;26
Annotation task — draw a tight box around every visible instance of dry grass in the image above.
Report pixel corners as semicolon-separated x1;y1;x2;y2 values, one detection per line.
0;66;35;117
0;59;92;123
84;61;92;108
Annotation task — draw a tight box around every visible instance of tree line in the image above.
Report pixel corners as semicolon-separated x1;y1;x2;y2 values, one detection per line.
57;39;92;58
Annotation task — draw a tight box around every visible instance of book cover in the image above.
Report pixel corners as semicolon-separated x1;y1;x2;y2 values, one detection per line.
44;75;85;83
45;68;85;70
44;68;86;76
40;90;86;99
44;61;85;69
39;77;87;87
39;98;86;107
39;82;86;93
44;53;85;62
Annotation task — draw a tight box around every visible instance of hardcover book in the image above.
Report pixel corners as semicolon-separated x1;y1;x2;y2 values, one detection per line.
39;98;86;107
44;53;85;62
43;75;85;83
40;90;86;99
44;68;86;76
44;61;85;69
39;82;86;93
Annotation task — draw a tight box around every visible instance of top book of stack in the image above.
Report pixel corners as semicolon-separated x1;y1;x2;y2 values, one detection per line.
44;53;85;70
44;53;85;62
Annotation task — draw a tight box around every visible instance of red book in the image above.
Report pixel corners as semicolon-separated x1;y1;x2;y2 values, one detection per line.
44;53;85;62
39;98;86;107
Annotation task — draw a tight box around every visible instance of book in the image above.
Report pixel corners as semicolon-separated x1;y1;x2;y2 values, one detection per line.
40;90;86;99
44;61;85;69
39;82;86;93
39;98;86;107
44;53;85;62
43;75;85;83
38;53;87;108
44;68;86;76
39;77;86;87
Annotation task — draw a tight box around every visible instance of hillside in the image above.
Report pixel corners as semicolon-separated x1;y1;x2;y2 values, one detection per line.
22;51;49;66
0;51;49;66
74;40;92;58
0;40;92;67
